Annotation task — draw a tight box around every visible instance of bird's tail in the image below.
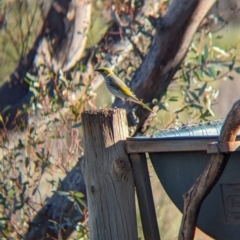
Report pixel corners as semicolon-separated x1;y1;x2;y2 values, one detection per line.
138;101;155;113
128;95;155;113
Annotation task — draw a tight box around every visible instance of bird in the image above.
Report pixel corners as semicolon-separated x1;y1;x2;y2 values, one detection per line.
95;67;154;113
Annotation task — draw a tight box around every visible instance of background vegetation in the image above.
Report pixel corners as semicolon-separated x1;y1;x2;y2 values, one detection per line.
0;0;240;239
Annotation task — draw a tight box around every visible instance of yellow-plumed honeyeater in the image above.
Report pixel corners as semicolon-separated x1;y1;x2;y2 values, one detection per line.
95;67;154;113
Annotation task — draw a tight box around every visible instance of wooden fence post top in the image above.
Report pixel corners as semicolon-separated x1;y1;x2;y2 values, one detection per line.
82;108;126;116
81;108;137;240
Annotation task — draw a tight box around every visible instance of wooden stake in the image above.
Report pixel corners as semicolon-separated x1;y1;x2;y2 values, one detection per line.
82;109;137;240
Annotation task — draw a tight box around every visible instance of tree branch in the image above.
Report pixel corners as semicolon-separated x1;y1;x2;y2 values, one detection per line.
178;99;240;240
0;0;72;129
114;0;217;134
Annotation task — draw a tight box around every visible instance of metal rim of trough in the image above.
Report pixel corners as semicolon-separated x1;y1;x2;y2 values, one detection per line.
126;138;240;154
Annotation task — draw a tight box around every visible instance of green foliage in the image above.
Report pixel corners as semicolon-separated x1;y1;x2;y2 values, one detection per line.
0;0;240;239
0;64;94;238
157;30;240;128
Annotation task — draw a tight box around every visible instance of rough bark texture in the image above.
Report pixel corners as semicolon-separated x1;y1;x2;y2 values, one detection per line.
82;109;137;240
178;99;240;240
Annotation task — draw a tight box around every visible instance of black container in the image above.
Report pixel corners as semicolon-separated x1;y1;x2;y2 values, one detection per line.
147;122;240;240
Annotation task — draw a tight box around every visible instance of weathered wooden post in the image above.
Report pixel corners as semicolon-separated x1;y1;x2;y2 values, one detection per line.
82;109;137;240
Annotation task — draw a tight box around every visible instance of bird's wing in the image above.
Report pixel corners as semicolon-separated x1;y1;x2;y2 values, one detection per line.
109;76;139;100
109;75;154;112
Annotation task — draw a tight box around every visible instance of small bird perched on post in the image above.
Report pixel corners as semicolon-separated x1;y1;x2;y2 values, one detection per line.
95;67;154;113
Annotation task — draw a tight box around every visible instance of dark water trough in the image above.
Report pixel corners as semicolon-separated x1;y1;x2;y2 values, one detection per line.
127;122;240;240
